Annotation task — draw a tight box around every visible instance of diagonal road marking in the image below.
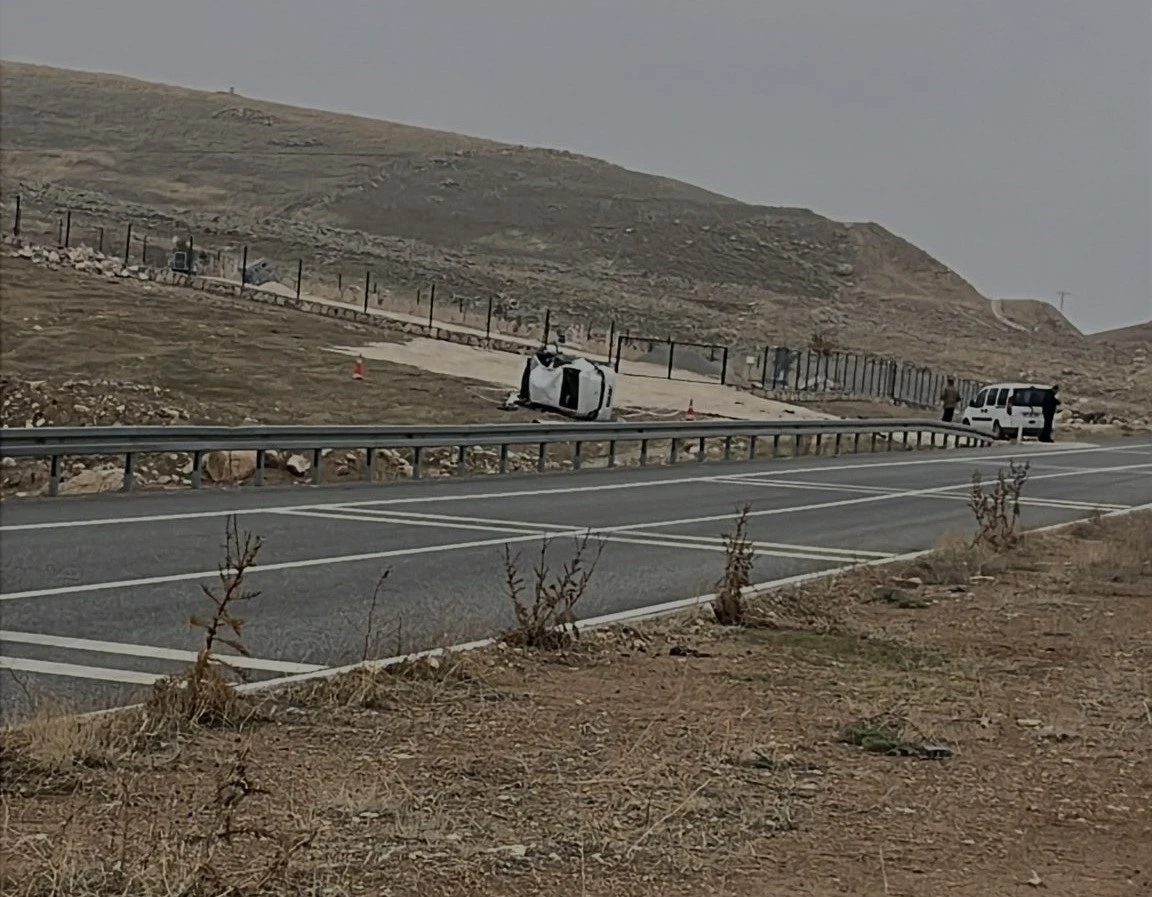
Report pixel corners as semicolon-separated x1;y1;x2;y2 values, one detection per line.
0;656;162;685
0;630;324;674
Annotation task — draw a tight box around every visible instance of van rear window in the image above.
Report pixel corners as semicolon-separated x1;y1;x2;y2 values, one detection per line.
1012;387;1049;407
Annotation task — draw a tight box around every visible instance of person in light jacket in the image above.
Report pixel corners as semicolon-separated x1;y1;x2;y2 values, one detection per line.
940;378;962;423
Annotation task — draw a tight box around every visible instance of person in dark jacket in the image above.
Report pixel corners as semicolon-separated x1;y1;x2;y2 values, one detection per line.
1040;385;1061;443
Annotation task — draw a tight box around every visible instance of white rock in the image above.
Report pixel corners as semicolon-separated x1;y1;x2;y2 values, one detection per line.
285;453;311;476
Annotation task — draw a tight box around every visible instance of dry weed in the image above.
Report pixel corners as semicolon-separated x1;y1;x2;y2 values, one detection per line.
289;651;483;710
143;515;262;729
712;504;754;626
969;460;1030;549
0;701;134;789
500;532;603;650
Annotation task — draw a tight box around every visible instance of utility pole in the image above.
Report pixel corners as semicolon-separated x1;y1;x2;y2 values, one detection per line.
1056;291;1070;314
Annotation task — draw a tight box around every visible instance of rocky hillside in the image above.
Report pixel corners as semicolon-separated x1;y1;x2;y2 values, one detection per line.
0;60;1124;389
1092;320;1152;344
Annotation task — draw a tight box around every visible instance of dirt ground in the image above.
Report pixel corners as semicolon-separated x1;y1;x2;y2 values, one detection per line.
3;509;1147;897
0;257;535;428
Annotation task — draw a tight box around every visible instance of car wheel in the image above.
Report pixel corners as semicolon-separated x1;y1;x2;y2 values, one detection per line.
992;422;1003;440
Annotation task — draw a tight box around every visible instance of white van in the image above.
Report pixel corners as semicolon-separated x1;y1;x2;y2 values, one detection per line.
961;382;1052;440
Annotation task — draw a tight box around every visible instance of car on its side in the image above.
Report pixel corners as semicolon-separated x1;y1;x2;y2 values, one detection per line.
961;382;1053;440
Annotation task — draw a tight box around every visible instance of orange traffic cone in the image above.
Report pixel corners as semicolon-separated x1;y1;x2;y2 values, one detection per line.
685;399;696;421
352;355;365;380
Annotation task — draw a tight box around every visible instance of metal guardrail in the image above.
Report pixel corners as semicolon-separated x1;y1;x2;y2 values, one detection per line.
0;419;994;497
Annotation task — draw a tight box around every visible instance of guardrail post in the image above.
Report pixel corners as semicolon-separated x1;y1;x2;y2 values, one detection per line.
697;437;706;462
499;443;509;474
887;432;895;451
916;432;923;449
191;450;202;489
608;440;618;467
457;445;468;476
254;450;266;486
412;446;424;479
122;453;134;492
312;449;322;484
834;433;842;456
853;432;861;453
48;455;61;497
749;435;758;460
537;443;547;472
573;442;583;470
815;433;824;455
903;432;910;449
670;438;680;464
365;448;375;482
870;433;878;452
639;439;649;466
723;436;732;461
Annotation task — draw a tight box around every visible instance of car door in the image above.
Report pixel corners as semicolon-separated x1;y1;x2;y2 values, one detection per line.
991;387;1010;430
966;388;993;432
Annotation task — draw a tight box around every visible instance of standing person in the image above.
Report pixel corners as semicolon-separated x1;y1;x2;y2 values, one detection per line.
1040;384;1061;443
940;377;962;422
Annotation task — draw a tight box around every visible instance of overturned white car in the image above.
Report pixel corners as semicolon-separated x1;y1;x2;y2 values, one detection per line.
513;348;617;421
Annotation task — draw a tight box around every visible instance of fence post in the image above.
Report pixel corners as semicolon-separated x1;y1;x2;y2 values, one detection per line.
240;245;248;285
296;259;303;300
97;226;104;254
57;217;63;247
607;320;615;362
667;340;676;380
720;346;729;385
485;296;494;338
428;282;436;328
12;195;20;237
124;222;133;265
338;272;343;293
760;347;770;388
615;334;625;372
363;270;370;313
542;309;551;346
141;235;148;265
64;210;72;248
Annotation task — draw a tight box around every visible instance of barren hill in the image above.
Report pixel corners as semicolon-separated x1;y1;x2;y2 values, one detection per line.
2;60;1143;411
1091;320;1152;345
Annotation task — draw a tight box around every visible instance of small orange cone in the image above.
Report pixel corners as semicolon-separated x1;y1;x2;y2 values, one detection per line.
352;355;365;380
685;399;696;421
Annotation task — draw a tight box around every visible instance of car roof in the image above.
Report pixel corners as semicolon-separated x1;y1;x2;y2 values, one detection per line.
980;382;1053;390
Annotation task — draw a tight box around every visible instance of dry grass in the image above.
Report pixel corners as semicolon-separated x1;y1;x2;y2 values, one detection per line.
499;532;604;650
711;504;753;625
2;511;1148;895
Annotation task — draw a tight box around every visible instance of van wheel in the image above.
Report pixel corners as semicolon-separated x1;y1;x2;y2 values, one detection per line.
992;422;1003;440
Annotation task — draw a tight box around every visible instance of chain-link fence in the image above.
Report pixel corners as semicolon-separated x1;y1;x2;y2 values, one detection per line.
4;193;981;411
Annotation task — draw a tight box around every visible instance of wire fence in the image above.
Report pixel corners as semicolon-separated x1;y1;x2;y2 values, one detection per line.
5;193;981;411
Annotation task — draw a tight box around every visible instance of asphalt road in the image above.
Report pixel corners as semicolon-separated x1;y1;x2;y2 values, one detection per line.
2;437;1150;721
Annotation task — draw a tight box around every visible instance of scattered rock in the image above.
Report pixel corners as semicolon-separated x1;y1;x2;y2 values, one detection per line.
285;453;311;476
60;466;124;495
203;450;258;484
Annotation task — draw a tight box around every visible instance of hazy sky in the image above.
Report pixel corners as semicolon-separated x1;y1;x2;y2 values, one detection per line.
2;0;1149;332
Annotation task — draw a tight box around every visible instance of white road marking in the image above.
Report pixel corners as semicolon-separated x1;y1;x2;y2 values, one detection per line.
3;441;1145;534
272;508;885;562
0;630;324;674
0;655;162;685
4;460;1146;604
715;476;1129;511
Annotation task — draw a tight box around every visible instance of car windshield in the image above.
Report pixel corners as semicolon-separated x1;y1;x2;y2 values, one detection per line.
1012;387;1049;407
